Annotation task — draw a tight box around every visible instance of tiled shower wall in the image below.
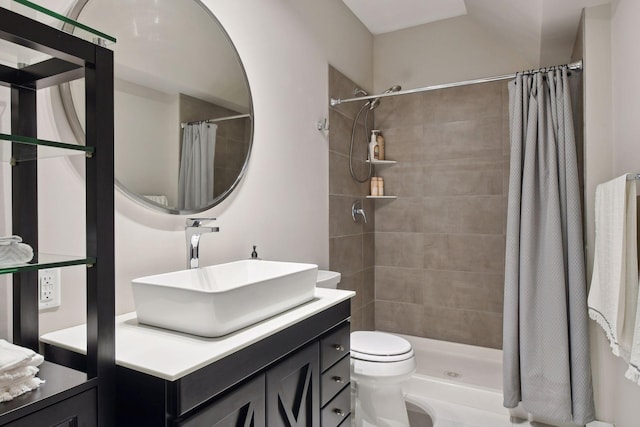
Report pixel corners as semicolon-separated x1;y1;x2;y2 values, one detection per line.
373;82;509;349
328;66;375;331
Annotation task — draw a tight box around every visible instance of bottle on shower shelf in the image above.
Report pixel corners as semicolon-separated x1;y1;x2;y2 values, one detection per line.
377;132;385;160
369;130;380;161
371;177;379;196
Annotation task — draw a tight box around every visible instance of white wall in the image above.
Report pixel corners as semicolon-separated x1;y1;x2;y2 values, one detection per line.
113;80;179;206
1;0;360;335
110;0;332;316
286;0;374;91
373;15;533;92
585;1;640;427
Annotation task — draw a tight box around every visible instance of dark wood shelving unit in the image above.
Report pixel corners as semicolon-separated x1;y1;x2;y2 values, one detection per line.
0;5;114;427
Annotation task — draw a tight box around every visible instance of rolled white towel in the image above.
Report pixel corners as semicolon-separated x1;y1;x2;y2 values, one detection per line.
0;241;33;267
0;339;44;372
0;236;22;246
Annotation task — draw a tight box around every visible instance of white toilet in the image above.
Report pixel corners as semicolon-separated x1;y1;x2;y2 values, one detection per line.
351;331;416;427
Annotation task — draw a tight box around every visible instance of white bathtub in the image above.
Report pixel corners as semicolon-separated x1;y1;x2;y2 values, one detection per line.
398;334;510;427
397;335;610;427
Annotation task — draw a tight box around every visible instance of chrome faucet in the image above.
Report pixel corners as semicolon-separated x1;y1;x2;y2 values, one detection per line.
186;218;219;269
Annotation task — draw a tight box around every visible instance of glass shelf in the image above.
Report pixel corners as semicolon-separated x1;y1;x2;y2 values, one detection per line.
0;133;93;163
1;0;116;46
0;37;51;69
366;195;397;199
0;252;96;275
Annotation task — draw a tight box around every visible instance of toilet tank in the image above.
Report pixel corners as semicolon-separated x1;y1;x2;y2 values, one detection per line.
316;270;341;289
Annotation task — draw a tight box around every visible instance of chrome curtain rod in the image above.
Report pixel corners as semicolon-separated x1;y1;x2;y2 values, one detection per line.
330;60;583;107
627;173;640;181
181;113;250;128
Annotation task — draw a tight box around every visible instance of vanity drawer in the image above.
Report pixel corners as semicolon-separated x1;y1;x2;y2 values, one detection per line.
321;354;350;406
321;384;351;427
321;321;350;371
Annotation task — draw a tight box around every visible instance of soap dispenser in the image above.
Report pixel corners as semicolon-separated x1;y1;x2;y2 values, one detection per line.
250;245;260;260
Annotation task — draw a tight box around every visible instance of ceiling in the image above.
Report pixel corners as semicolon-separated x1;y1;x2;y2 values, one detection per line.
342;0;610;67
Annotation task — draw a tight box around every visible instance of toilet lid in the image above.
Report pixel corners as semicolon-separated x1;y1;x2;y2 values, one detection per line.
351;331;413;362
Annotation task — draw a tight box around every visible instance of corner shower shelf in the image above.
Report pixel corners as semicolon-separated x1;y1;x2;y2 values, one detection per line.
0;133;93;163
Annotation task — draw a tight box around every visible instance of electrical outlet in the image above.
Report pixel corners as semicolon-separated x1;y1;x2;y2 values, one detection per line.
38;268;61;310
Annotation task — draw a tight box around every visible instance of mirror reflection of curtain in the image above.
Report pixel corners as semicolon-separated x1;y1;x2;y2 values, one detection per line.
178;122;217;210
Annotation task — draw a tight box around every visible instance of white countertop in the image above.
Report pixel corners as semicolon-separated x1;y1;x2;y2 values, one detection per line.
40;288;354;381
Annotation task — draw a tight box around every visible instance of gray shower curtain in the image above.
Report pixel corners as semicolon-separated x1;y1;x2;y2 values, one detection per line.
503;68;595;425
178;122;217;210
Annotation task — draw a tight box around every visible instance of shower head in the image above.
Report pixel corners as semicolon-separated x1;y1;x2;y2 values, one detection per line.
354;88;368;97
369;85;402;110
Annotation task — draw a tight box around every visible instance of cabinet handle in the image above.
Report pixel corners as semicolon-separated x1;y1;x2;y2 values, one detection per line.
333;344;345;351
332;376;345;384
333;408;346;417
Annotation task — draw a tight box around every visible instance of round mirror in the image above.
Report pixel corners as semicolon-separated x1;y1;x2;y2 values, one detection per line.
60;0;253;214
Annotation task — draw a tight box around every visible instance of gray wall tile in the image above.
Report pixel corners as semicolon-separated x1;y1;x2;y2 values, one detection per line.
330;67;508;347
375;232;425;268
329;66;376;332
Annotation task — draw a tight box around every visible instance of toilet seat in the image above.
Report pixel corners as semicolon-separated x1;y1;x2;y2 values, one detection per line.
351;331;415;362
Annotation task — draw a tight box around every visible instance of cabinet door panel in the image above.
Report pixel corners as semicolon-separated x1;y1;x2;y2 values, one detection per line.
4;388;96;427
266;343;319;427
177;374;265;427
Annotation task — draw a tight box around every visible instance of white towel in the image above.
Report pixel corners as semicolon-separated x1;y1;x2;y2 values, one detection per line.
626;275;640;384
0;236;22;246
588;175;638;360
0;341;45;402
0;339;44;372
0;241;33;267
0;365;39;384
0;376;44;402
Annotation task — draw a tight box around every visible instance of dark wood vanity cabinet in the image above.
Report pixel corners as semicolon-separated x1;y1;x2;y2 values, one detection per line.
319;322;351;427
98;300;350;426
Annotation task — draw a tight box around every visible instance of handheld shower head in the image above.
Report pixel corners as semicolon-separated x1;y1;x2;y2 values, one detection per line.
369;85;402;110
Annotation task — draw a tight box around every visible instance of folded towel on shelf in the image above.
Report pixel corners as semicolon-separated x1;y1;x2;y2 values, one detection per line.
0;339;44;372
588;175;638;359
0;237;33;267
0;376;44;402
0;341;45;402
0;365;39;384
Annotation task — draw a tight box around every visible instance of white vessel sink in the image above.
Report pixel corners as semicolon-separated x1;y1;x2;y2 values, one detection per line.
132;260;318;337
